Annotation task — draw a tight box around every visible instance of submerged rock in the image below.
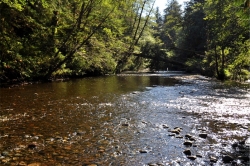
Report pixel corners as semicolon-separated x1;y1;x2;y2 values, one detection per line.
139;150;148;153
222;155;234;163
183;140;193;146
28;163;42;166
232;142;238;148
170;128;181;134
238;155;249;162
210;156;217;163
199;133;207;139
175;135;183;138
27;143;37;149
187;156;197;160
162;124;169;128
185;134;192;139
1;151;9;156
196;154;202;158
18;161;27;166
183;149;191;155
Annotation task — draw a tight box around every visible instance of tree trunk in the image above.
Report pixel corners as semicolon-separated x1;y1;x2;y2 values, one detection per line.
214;45;220;78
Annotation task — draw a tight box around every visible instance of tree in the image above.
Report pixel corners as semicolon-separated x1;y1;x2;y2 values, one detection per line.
161;0;182;49
203;0;250;80
180;1;206;59
115;0;156;73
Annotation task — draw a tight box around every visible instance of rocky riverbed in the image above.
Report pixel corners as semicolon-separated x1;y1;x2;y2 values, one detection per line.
0;73;249;165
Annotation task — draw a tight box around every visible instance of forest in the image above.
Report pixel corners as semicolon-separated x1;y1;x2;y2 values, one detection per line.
0;0;249;83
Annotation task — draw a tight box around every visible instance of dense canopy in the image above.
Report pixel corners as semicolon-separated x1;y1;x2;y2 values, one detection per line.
0;0;249;83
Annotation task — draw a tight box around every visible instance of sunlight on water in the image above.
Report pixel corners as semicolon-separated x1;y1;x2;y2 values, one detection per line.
0;73;249;165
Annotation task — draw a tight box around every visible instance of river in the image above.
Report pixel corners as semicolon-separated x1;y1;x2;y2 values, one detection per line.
0;72;249;166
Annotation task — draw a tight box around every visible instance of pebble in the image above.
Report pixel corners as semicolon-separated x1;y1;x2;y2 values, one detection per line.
162;124;169;128
28;163;42;166
240;125;249;129
192;144;197;147
183;149;191;155
183;140;193;146
139;150;148;153
199;133;208;139
55;136;63;140
27;143;37;149
196;154;202;158
185;134;192;139
232;142;238;148
98;149;105;153
222;155;234;163
210;156;217;163
14;153;23;157
18;161;27;166
238;155;249;162
76;130;85;135
190;137;196;141
174;127;182;131
187;156;197;160
64;146;71;150
1;151;9;156
170;130;180;134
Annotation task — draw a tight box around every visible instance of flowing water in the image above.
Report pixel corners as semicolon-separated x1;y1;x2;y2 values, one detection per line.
0;72;249;166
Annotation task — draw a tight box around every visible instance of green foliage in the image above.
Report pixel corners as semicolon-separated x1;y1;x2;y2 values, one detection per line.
161;0;182;49
1;0;249;83
203;0;249;80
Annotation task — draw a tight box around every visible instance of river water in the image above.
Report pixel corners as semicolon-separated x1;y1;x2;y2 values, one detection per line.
0;72;249;166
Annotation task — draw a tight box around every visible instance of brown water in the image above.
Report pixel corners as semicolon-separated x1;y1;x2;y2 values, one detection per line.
0;73;249;165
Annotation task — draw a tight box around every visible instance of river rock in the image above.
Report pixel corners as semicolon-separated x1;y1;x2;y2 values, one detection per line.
162;124;169;128
28;163;42;166
196;154;202;158
174;127;182;131
185;134;196;141
183;149;191;155
98;149;105;153
170;129;180;134
55;135;63;140
187;156;197;160
199;133;207;139
76;130;85;135
1;151;9;156
121;123;129;126
185;134;192;139
18;161;27;166
232;142;238;148
139;149;148;153
222;155;234;163
183;140;193;146
14;153;23;157
210;156;217;163
27;143;37;149
238;155;249;162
